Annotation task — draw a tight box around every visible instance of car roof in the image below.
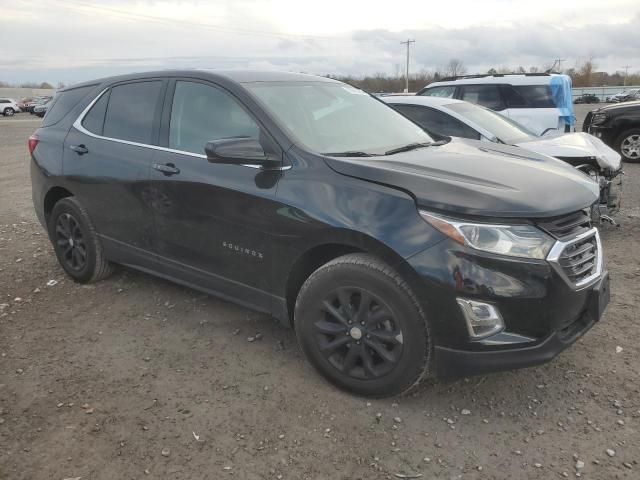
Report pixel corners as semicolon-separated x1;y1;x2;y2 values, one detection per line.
382;95;465;107
60;69;340;92
425;73;567;88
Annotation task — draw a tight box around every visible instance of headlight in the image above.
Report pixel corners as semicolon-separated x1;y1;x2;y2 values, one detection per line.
420;211;555;259
590;113;608;125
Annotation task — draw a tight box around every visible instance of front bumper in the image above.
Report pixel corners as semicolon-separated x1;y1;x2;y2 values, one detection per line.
405;234;609;379
434;271;609;377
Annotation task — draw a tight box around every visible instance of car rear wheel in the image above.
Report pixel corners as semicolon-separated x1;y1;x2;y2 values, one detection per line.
294;253;430;397
615;128;640;162
3;107;15;117
48;197;114;283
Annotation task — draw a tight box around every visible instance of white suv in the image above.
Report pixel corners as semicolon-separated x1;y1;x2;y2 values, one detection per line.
417;73;574;136
0;98;21;116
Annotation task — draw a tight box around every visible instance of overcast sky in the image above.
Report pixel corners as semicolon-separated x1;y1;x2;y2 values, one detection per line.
2;0;639;84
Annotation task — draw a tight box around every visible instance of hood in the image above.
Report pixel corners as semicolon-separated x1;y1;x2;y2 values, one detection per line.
324;139;599;219
596;100;640;112
516;132;621;171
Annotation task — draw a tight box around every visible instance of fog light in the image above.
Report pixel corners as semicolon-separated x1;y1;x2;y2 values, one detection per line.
456;298;504;339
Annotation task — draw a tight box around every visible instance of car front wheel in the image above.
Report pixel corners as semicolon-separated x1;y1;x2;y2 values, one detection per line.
294;253;430;397
48;197;114;283
615;128;640;162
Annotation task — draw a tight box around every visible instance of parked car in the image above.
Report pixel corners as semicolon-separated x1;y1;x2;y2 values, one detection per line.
33;99;52;117
417;73;575;136
583;100;640;162
384;96;622;221
25;96;52;113
574;93;600;104
29;71;608;397
0;97;22;116
609;89;640;103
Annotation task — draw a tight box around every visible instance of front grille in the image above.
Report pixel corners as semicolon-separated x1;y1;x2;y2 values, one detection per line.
538;210;592;241
557;233;599;286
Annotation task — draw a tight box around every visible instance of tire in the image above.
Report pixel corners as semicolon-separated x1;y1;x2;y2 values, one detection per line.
3;107;14;117
48;197;114;283
614;128;640;163
294;253;430;397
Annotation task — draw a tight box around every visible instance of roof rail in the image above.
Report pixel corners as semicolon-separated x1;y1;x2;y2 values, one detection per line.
438;72;555;82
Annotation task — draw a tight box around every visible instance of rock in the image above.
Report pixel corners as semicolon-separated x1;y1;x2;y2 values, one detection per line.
161;447;170;457
623;462;632;469
617;419;625;426
81;403;90;409
255;333;263;340
278;434;285;439
615;346;623;353
606;449;615;457
85;408;94;414
231;328;240;335
143;357;151;362
16;368;23;374
223;466;232;471
534;463;542;468
461;409;471;415
575;460;585;470
247;336;256;342
46;279;58;287
393;417;402;424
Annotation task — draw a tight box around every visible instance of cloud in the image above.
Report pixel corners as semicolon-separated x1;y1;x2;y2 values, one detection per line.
1;1;639;84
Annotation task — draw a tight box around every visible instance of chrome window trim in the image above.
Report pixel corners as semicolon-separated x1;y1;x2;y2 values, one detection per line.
72;87;291;171
546;227;603;290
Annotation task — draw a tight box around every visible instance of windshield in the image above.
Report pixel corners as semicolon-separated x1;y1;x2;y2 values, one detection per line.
445;102;537;144
245;81;433;155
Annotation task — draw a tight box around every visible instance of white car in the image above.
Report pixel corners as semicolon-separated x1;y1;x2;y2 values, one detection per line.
0;98;21;116
417;73;574;137
384;95;622;221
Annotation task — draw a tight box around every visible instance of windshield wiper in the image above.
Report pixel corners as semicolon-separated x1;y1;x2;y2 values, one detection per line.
322;151;379;157
384;141;445;156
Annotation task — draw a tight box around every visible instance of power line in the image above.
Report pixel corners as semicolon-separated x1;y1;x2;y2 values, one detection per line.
400;39;415;93
53;0;343;41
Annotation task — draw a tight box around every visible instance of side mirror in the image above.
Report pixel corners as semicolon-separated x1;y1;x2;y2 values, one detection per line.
205;137;279;168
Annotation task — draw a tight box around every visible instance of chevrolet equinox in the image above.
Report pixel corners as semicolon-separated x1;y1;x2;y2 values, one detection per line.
30;71;610;397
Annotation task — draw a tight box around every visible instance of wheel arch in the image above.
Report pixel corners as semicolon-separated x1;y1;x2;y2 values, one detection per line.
283;231;427;327
44;186;74;224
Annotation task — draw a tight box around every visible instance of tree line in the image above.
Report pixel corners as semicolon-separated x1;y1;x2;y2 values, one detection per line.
329;58;640;93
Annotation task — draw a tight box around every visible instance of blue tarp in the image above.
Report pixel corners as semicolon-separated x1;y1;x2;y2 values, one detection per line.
550;75;575;126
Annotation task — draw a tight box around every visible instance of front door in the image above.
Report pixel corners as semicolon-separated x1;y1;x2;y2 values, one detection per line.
149;79;284;312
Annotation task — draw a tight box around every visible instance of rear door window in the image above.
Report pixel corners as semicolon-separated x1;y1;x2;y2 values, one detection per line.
102;81;163;144
510;85;555;108
42;85;96;127
459;85;505;111
419;86;456;98
393;104;480;140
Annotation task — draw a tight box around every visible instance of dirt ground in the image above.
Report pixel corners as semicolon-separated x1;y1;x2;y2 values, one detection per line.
1;108;639;480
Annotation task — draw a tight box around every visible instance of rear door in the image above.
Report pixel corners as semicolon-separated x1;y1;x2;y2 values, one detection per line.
63;79;166;261
500;84;560;135
148;78;285;312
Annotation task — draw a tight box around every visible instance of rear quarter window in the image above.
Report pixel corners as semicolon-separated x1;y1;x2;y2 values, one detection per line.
42;85;97;127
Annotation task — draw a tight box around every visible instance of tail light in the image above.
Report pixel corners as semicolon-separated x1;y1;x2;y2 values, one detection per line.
28;134;39;155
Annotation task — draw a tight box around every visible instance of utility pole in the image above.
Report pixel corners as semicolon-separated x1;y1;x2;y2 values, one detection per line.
552;58;566;72
401;39;415;93
621;65;631;86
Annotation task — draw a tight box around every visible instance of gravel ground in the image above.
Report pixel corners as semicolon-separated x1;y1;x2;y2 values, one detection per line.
1;111;639;480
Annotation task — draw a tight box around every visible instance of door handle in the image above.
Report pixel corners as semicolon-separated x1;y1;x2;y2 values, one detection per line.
153;162;180;176
69;144;88;155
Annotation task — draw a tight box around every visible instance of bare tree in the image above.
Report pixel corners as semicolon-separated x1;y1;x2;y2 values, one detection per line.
445;59;467;77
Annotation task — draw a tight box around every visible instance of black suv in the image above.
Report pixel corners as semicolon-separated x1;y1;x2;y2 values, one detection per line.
30;71;609;397
583;101;640;162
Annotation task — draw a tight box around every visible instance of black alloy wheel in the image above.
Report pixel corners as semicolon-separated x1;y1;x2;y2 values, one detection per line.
295;253;430;397
48;197;114;283
55;213;87;271
315;287;403;380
